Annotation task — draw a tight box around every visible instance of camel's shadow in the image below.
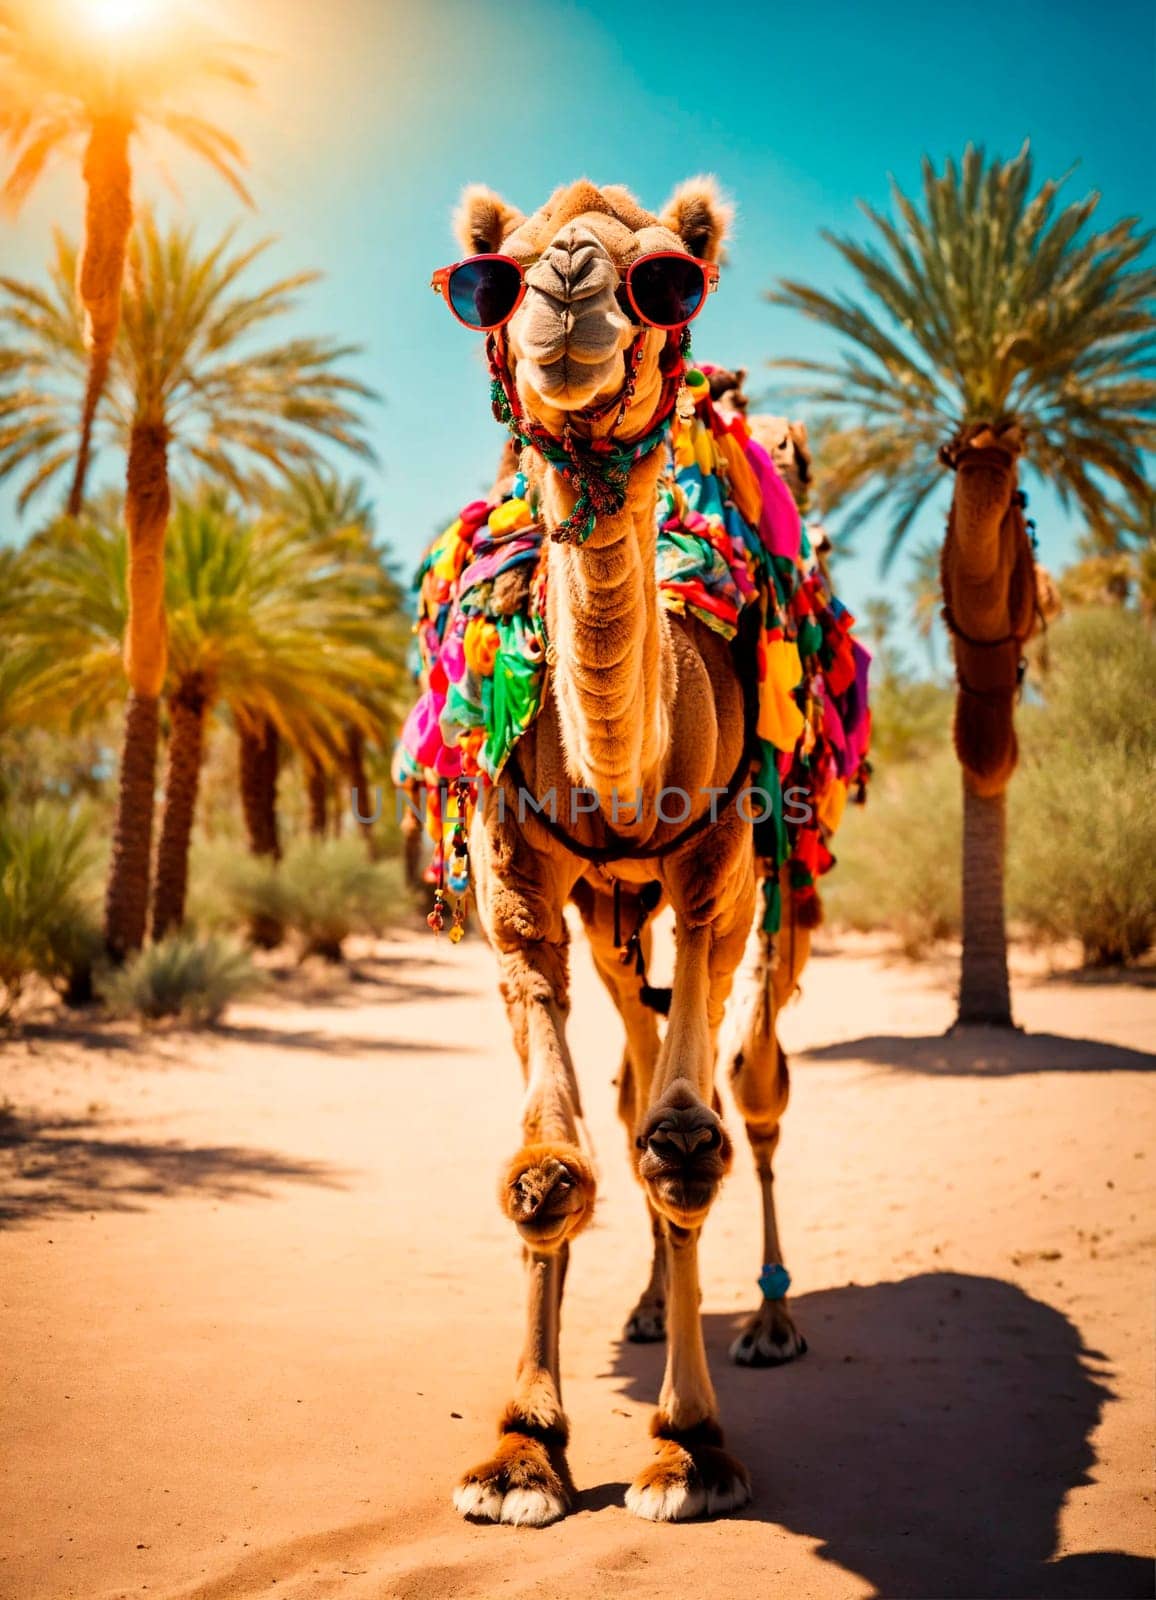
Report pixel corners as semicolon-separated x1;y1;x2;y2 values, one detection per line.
608;1272;1150;1599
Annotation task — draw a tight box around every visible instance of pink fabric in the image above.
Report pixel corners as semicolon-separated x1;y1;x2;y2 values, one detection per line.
402;690;446;769
744;436;802;561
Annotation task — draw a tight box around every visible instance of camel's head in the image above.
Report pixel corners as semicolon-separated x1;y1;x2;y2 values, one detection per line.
700;368;813;515
705;365;749;413
748;414;813;514
450;177;731;429
942;420;1026;532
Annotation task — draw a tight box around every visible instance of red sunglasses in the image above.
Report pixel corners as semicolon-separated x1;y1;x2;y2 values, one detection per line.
431;250;720;333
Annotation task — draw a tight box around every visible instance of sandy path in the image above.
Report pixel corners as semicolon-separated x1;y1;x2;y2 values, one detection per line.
1;925;1153;1600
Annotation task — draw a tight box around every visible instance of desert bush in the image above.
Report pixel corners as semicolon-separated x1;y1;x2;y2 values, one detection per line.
867;673;954;766
223;852;293;949
276;838;403;959
186;841;292;948
189;836;403;959
822;747;962;956
1008;610;1156;965
104;932;260;1025
0;805;101;1021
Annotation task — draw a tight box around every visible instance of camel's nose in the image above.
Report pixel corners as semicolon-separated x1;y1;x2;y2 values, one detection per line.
526;224;616;304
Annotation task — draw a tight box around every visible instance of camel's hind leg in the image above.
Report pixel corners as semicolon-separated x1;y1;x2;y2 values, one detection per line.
571;878;667;1342
726;878;810;1366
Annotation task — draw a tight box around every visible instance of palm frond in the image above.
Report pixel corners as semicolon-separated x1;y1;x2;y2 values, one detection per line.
770;143;1156;560
0;213;377;514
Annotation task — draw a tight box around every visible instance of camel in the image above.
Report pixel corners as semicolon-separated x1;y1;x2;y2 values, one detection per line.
395;400;824;1386
444;178;757;1525
704;367;814;511
937;421;1054;1023
442;179;756;1524
413;179;869;1525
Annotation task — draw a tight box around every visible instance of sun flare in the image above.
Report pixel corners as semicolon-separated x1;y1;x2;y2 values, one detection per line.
78;0;165;33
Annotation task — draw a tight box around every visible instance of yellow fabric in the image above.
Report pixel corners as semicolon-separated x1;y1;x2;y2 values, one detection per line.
717;431;763;530
463;617;500;676
693;418;716;476
431;520;466;583
757;636;805;751
488;496;534;536
818;777;848;833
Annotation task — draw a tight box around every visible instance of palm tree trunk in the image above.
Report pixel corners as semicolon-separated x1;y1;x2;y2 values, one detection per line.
151;677;208;941
121;419;170;693
346;726;375;856
68;115;133;517
306;759;328;838
103;420;171;958
239;717;281;860
103;691;160;960
238;717;283;947
957;780;1014;1027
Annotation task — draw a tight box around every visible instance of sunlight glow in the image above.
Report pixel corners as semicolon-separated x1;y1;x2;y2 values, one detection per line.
79;0;165;33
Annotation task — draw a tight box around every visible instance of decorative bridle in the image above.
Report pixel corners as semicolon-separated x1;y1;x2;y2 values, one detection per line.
486;326;689;545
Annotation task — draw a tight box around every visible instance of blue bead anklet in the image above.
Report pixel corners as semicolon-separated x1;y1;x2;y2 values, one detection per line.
758;1263;791;1301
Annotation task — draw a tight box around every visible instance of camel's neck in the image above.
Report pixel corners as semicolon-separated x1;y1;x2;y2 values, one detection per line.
544;451;670;810
949;467;1019;631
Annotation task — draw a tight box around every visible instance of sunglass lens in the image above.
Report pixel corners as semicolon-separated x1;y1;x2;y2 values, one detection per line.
630;256;706;327
447;258;522;329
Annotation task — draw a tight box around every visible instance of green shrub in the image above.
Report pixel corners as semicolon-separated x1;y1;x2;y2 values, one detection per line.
823;747;962;956
1008;610;1156;964
276;838;403;959
207;847;292;949
867;673;955;766
104;932;260;1025
190;836;404;959
0;804;101;1021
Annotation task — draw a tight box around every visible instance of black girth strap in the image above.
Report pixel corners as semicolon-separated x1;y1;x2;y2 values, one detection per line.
502;733;755;867
613;879;671;1015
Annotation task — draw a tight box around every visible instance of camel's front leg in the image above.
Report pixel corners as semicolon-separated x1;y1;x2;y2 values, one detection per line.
454;923;594;1527
454;1244;575;1526
628;909;752;1521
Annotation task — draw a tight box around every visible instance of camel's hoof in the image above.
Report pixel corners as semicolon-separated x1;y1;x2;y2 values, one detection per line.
624;1302;666;1343
637;1096;732;1227
626;1417;750;1522
500;1142;595;1251
729;1299;808;1367
453;1432;571;1527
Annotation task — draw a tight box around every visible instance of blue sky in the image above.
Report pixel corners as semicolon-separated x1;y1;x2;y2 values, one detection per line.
4;0;1154;668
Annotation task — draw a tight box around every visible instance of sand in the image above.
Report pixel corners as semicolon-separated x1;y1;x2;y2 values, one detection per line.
1;923;1153;1600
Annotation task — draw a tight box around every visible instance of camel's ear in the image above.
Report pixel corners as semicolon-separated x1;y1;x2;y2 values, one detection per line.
454;185;525;255
788;420;812;482
659;176;733;262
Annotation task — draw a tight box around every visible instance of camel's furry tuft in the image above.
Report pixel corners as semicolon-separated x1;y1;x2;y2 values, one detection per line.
454;185;525;255
660;176;734;262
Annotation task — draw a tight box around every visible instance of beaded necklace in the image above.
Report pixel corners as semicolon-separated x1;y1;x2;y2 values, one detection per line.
486;328;691;545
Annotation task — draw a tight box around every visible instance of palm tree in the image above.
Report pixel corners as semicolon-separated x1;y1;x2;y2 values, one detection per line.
150;493;402;938
0;217;377;954
10;491;405;937
0;0;254;512
907;539;943;670
771;143;1156;1024
259;466;405;856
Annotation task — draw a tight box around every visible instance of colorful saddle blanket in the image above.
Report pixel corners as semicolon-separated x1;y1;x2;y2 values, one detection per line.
394;369;871;931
